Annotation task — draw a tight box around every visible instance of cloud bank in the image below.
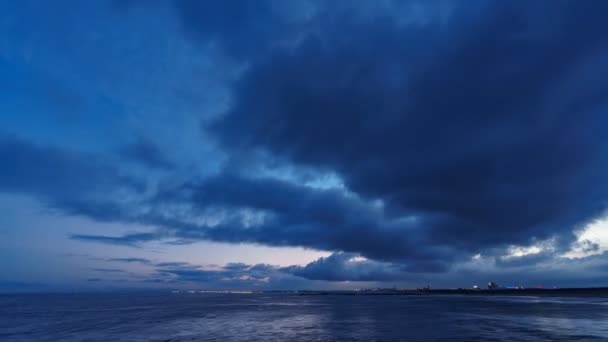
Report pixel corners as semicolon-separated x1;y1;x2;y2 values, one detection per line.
2;0;608;286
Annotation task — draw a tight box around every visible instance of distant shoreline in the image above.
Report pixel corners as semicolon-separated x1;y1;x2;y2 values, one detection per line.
4;288;607;297
290;287;608;297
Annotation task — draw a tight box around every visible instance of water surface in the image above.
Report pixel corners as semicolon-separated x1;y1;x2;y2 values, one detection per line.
1;293;607;341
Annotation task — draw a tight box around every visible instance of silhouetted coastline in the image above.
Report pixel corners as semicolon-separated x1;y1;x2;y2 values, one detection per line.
288;287;608;297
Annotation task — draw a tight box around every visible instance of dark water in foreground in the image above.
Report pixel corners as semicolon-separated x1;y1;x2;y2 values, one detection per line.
1;293;608;341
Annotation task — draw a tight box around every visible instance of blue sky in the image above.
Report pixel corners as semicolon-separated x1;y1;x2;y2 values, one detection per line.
1;0;608;292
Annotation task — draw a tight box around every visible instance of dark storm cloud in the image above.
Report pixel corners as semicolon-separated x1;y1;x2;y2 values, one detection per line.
285;251;608;285
168;0;462;61
107;257;152;264
155;261;194;268
118;139;173;170
70;232;159;246
48;0;608;278
0;134;138;199
91;268;126;273
171;0;286;60
0;134;146;231
208;0;608;262
102;258;277;286
283;252;409;282
64;170;459;271
154;260;278;286
223;262;251;271
4;0;608;286
162;173;460;269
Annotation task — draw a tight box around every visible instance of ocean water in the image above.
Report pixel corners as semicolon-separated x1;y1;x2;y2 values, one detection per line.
1;293;608;341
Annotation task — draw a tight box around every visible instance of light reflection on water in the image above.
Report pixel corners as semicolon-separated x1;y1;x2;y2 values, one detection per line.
1;293;607;341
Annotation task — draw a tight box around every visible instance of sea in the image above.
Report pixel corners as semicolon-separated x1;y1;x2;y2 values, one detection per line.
1;293;608;341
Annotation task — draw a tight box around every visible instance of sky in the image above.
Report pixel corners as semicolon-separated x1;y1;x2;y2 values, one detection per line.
1;0;608;292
